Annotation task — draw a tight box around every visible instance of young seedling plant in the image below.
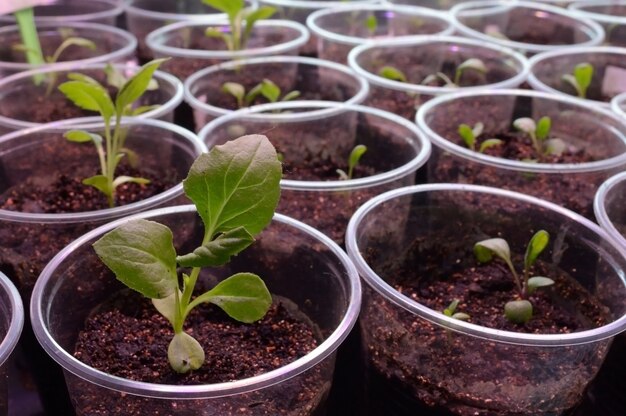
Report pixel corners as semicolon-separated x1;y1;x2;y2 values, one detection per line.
443;299;470;321
337;144;367;180
474;230;555;324
561;62;594;99
222;78;300;108
93;134;281;373
203;0;276;51
458;122;503;153
377;59;488;88
513;116;566;158
58;59;167;207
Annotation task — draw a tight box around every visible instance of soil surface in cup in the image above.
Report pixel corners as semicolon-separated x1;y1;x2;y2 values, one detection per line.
72;288;325;415
361;233;610;415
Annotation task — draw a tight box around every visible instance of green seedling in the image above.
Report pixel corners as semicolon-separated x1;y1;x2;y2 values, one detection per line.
474;230;555;324
422;59;488;87
221;79;300;108
442;299;470;321
337;144;367;180
93;134;281;373
561;62;594;99
378;66;407;82
365;14;378;34
59;59;166;207
513;116;566;158
458;122;503;153
12;6;44;83
104;63;159;92
203;0;276;51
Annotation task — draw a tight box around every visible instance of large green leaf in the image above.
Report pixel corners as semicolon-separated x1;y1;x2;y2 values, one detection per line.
183;134;281;237
59;80;114;120
115;59;167;114
93;219;179;299
176;226;254;267
203;0;244;20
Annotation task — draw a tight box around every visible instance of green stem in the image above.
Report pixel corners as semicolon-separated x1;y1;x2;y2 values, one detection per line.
173;288;183;333
454;68;462;86
14;8;45;84
104;118;114;207
504;258;523;295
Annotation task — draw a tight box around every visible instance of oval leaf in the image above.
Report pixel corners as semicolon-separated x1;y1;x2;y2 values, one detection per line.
474;238;511;264
458;123;475;150
504;299;533;324
183;134;282;237
513;117;536;135
93;219;179;299
168;332;205;373
260;79;280;103
458;58;487;74
59;80;114;120
176;226;254;267
524;230;549;269
378;66;407;82
197;272;272;323
536;116;551;141
527;276;555;294
82;175;111;196
65;130;100;144
479;138;503;153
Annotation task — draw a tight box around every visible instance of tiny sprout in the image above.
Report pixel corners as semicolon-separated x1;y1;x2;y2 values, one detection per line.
474;230;555;324
458;122;503;153
203;0;276;51
94;134;281;373
561;62;594;99
365;14;378;33
421;58;488;88
513;116;566;158
337;144;367;180
221;79;300;108
443;299;470;321
378;66;407;82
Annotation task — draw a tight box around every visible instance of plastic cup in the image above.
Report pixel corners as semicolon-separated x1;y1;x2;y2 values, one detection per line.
0;272;23;416
0;0;124;26
569;0;626;47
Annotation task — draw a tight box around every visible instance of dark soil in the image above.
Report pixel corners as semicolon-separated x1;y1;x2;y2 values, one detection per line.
360;231;611;415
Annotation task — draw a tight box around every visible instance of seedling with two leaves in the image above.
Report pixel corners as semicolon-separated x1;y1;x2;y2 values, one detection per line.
93;134;281;373
59;59;166;207
474;230;555;324
443;299;470;321
513;116;566;158
222;79;300;108
561;62;594;99
203;0;276;51
458;122;503;153
378;58;488;88
337;144;367;180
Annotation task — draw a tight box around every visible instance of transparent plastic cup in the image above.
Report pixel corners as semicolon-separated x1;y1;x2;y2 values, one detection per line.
594;172;626;250
258;0;379;55
568;0;626;47
306;4;454;64
30;206;361;416
346;183;626;415
0;63;183;135
184;55;369;131
125;0;256;61
528;46;626;109
347;35;529;120
198;101;431;245
0;22;137;79
416;89;626;219
0;272;23;416
451;0;605;55
611;90;626;119
382;0;478;10
0;0;124;26
146;19;310;81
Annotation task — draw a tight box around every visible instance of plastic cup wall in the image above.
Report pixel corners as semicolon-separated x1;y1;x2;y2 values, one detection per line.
568;1;626;47
0;0;124;26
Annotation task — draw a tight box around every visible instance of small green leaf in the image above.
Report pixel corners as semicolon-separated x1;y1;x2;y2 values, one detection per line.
544;138;566;156
152;290;182;326
64;130;101;144
260;79;281;103
457;58;487;74
574;62;593;97
365;14;378;33
474;238;511;264
67;72;100;85
120;147;139;168
524;230;549;270
472;122;484;138
104;63;127;90
115;58;167;114
282;90;301;101
168;332;205;373
82;175;111;196
336;169;349;180
203;0;244;21
513;117;536;135
347;144;367;179
452;312;470;321
527;276;555;294
197;272;272;323
59;80;114;120
536;116;551;141
479;138;503;153
111;176;150;188
245;82;264;106
93;219;179;299
176;226;255;267
130;104;160;116
458;123;475;151
378;66;407;82
243;6;276;45
205;27;225;38
504;299;533;324
182;134;282;237
443;299;460;316
222;82;245;106
47;37;96;64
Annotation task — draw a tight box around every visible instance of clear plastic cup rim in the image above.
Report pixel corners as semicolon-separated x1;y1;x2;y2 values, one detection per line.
125;0;232;22
527;45;626;109
450;0;605;54
184;55;370;119
568;0;626;26
594;171;626;250
347;35;530;95
0;272;23;368
198;100;432;191
259;0;379;10
306;4;454;46
0;63;184;131
345;182;626;347
0;0;124;24
611;91;626;118
30;206;362;399
146;19;310;59
0;117;207;224
0;22;138;73
416;88;626;173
